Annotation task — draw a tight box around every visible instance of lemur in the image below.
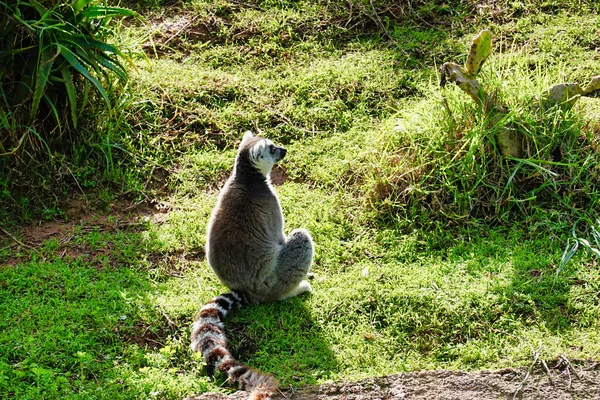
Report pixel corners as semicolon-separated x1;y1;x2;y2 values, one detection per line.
190;131;314;400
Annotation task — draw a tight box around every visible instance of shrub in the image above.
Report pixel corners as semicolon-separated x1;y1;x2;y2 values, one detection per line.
0;0;139;161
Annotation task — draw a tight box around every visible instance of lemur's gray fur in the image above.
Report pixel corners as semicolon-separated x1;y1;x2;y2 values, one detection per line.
206;131;313;303
190;131;313;399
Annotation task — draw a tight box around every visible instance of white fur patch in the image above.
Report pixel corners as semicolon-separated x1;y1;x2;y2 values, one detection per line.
249;139;276;176
242;131;253;143
192;316;224;331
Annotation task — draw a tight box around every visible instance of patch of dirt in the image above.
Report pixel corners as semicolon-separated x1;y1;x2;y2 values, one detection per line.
18;197;167;245
270;165;288;186
143;13;222;55
1;197;171;268
147;248;206;278
117;321;172;351
186;362;600;400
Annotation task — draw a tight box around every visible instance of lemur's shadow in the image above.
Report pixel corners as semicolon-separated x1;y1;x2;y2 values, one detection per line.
224;294;336;387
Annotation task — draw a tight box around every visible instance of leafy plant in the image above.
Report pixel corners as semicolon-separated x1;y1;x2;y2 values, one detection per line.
363;31;600;228
0;0;140;160
558;219;600;275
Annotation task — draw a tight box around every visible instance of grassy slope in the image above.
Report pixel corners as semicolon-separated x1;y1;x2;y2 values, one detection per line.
1;0;600;398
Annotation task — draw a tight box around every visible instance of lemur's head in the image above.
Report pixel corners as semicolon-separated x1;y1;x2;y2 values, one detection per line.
236;131;286;176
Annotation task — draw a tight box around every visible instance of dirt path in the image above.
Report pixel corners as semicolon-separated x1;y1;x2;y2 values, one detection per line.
188;364;600;400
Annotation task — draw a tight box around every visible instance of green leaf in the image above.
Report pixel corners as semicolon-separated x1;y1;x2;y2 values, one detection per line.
30;48;55;122
29;0;49;18
58;44;110;106
557;239;578;276
82;6;139;20
539;83;584;110
60;67;78;128
68;36;135;70
582;76;600;95
95;54;127;82
71;0;94;16
465;30;492;76
70;36;121;55
43;93;61;129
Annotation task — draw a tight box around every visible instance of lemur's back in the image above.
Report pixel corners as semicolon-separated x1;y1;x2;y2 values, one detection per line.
206;152;285;296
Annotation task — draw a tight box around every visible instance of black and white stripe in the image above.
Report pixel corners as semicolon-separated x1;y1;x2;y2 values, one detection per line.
190;291;277;398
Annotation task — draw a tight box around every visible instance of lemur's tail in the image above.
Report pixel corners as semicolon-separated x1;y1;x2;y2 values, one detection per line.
190;291;278;400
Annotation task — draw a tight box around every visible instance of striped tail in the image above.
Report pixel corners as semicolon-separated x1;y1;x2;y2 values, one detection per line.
190;291;278;400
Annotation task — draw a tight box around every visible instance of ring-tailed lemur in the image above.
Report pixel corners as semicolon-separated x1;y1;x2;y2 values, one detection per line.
190;131;314;400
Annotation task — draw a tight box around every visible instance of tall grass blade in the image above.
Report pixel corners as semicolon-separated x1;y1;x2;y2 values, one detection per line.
557;239;578;277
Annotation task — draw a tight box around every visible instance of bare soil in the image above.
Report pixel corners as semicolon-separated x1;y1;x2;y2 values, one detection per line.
0;197;170;268
188;362;600;400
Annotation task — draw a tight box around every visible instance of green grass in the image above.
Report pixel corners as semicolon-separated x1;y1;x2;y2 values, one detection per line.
1;0;600;399
2;199;600;398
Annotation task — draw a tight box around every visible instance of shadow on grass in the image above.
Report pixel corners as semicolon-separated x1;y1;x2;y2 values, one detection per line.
349;224;600;372
0;213;337;399
227;297;338;387
430;226;597;365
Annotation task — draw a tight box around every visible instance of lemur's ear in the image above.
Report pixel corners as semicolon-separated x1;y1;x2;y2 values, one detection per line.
240;131;253;147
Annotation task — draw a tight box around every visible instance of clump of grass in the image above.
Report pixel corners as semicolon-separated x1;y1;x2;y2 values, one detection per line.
362;40;600;228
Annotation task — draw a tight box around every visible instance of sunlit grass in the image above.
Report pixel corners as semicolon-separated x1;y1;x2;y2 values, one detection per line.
1;1;600;399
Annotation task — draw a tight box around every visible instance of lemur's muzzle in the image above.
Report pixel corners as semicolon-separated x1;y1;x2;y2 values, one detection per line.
276;147;287;161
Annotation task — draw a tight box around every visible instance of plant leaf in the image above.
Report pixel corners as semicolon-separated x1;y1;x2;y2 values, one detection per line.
70;36;121;55
71;0;93;16
539;83;584;110
58;44;110;106
60;67;78;128
82;5;140;19
43;93;61;130
30;48;55;122
465;29;492;76
557;239;578;276
68;35;135;71
582;76;600;96
95;54;127;81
